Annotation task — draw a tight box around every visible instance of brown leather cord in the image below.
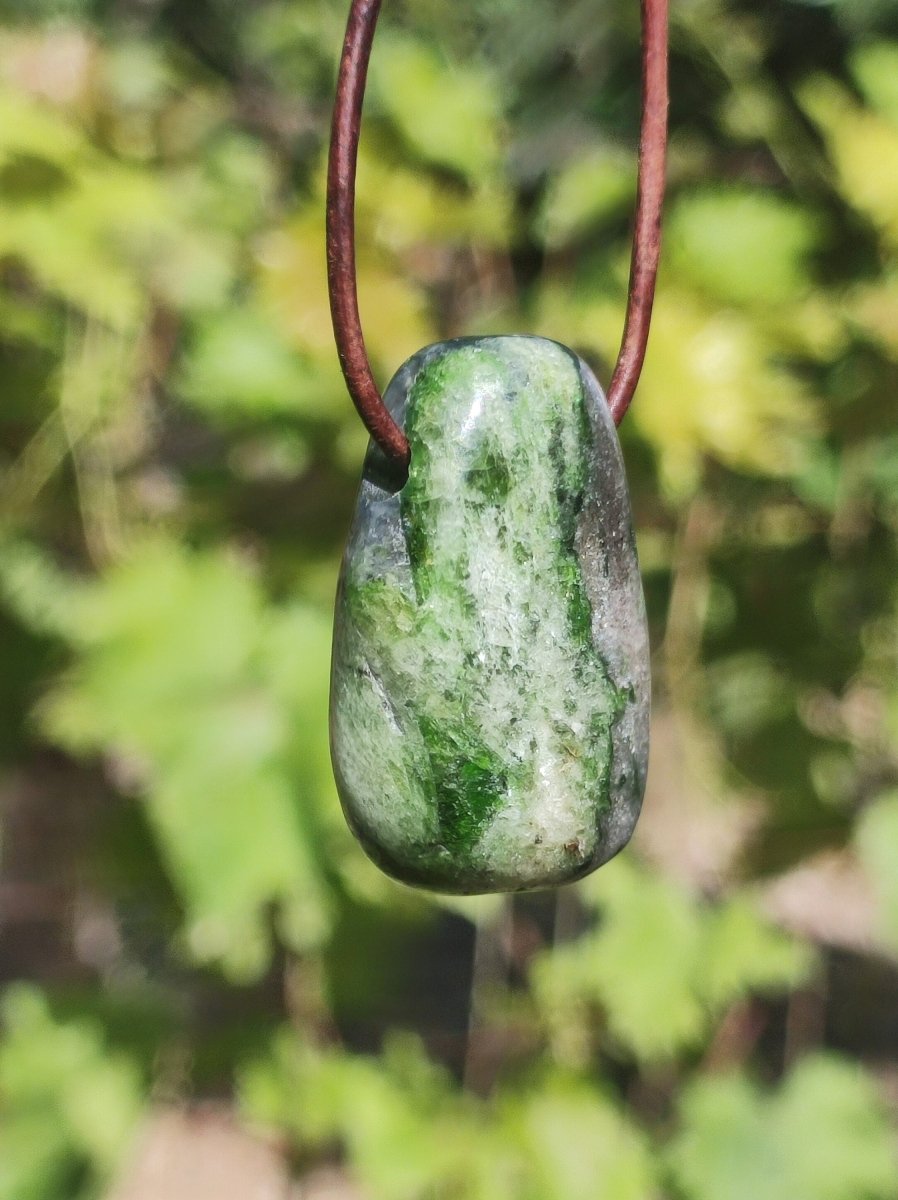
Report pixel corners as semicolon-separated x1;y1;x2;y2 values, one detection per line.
326;0;669;464
607;0;669;425
327;0;410;465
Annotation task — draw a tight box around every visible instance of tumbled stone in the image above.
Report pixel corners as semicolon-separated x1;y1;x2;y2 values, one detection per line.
330;336;649;893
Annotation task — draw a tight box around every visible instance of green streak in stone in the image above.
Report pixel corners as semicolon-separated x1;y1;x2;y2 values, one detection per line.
331;336;649;893
419;715;507;857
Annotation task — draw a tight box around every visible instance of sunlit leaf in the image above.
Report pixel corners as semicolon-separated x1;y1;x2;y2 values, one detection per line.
0;985;143;1198
851;41;898;127
256;213;434;399
511;1081;657;1200
799;76;898;248
356;141;513;248
178;306;326;420
369;34;503;178
537;149;635;249
699;898;814;1009
856;790;898;950
667;188;820;307
669;1055;898;1200
40;540;333;978
534;859;810;1062
537;283;817;496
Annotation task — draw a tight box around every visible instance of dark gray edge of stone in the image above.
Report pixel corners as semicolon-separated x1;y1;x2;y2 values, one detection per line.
576;356;651;868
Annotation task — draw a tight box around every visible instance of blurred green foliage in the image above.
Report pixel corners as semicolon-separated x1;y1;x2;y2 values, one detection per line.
1;0;898;1197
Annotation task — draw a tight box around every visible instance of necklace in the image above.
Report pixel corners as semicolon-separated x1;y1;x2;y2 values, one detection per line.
327;0;668;894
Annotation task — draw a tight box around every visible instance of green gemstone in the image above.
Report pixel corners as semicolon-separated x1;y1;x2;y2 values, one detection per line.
330;336;649;893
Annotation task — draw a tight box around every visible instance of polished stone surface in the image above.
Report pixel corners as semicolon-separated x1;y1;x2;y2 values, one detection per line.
330;336;649;893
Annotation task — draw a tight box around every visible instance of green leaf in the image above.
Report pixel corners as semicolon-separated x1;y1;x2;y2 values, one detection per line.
799;76;898;249
511;1081;657;1200
0;81;241;325
851;42;898;127
355;141;513;248
178;307;324;420
41;540;334;978
370;34;503;178
533;860;810;1062
669;1055;898;1200
667;188;820;307
256;213;434;394
700;653;794;737
0;1112;72;1200
537;150;635;249
0;538;84;640
536;286;818;498
0;985;143;1198
578;863;709;1059
856;790;898;950
238;1030;346;1149
699;898;814;1010
241;1031;483;1200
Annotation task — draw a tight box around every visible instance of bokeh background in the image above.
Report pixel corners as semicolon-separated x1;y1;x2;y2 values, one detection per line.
2;0;898;1196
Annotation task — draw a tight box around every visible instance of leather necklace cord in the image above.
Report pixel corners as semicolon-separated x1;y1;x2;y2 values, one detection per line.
326;0;669;467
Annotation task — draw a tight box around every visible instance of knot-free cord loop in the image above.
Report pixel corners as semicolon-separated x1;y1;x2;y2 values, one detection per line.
326;0;669;464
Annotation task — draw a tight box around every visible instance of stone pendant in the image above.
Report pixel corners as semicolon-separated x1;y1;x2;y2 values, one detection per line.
330;336;650;894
